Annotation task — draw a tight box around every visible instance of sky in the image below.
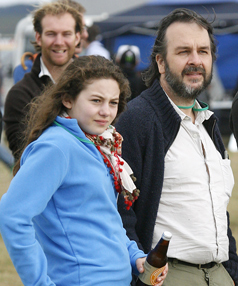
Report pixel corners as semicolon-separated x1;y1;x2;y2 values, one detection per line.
0;0;234;8
0;0;148;15
0;0;48;7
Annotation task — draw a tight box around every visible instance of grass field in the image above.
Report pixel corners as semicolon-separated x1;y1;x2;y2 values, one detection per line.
0;150;238;285
0;160;23;285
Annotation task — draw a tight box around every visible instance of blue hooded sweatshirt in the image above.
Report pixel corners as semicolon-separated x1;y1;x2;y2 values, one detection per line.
0;116;145;286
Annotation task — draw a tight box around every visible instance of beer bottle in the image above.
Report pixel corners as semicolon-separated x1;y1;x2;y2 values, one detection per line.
136;231;172;286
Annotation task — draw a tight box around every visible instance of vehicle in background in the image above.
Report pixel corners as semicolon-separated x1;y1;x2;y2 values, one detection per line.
12;14;35;70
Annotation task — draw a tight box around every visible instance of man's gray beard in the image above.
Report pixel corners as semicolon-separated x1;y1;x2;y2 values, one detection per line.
164;62;213;100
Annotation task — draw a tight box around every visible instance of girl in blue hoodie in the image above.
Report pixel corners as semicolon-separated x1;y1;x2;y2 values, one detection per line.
0;56;167;286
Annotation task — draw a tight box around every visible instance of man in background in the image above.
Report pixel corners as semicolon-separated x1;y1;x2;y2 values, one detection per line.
4;1;82;160
115;45;146;100
82;24;110;59
13;0;88;84
65;0;88;55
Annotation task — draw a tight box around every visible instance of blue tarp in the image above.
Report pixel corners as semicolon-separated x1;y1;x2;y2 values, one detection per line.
216;34;238;90
97;1;238;33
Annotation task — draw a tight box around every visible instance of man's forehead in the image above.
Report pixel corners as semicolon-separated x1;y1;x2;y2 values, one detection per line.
165;22;210;47
41;13;76;32
41;12;76;25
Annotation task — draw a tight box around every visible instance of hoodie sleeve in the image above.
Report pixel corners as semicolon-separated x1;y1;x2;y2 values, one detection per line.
126;238;146;275
0;141;68;286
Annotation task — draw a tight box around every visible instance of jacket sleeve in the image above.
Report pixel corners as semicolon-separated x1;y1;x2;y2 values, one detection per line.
230;93;238;147
126;238;146;275
0;142;68;286
3;84;35;158
115;103;148;251
223;212;238;285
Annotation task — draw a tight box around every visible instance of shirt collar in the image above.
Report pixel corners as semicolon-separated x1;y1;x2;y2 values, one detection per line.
38;57;55;83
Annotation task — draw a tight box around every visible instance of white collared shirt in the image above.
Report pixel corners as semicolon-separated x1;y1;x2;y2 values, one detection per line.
152;97;234;264
38;57;55;83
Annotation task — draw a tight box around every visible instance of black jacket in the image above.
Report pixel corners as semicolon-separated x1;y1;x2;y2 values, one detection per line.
3;53;52;159
230;92;238;146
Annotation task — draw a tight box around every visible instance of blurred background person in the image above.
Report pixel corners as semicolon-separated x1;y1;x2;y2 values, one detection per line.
64;0;89;55
82;24;111;59
115;45;146;101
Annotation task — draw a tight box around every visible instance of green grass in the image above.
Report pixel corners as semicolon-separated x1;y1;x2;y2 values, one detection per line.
228;152;238;240
0;151;238;285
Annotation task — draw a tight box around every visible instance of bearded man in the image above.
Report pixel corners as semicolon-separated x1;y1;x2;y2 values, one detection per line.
115;8;238;286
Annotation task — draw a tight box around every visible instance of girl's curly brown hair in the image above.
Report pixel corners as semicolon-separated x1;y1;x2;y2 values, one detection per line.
14;55;130;175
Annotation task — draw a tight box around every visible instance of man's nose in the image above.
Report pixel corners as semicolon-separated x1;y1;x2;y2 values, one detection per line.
188;51;202;66
54;34;63;45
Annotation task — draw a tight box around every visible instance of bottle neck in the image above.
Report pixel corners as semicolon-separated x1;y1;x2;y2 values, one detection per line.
153;238;170;256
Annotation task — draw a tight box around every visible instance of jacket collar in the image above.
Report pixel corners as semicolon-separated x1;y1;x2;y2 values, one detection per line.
141;79;181;154
141;79;222;156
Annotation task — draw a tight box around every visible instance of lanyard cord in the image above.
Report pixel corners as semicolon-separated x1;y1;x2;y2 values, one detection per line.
53;121;94;144
177;100;209;111
177;100;196;109
192;101;209;111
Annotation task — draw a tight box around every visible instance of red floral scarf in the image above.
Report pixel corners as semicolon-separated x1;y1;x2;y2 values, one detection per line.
84;125;140;210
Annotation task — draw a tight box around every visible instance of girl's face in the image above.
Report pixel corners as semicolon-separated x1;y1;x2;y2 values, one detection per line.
63;78;120;135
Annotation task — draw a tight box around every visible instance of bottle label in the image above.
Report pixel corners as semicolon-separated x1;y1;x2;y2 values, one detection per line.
138;260;165;285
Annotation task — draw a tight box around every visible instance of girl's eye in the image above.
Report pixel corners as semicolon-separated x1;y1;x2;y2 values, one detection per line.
92;99;100;103
111;101;119;105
